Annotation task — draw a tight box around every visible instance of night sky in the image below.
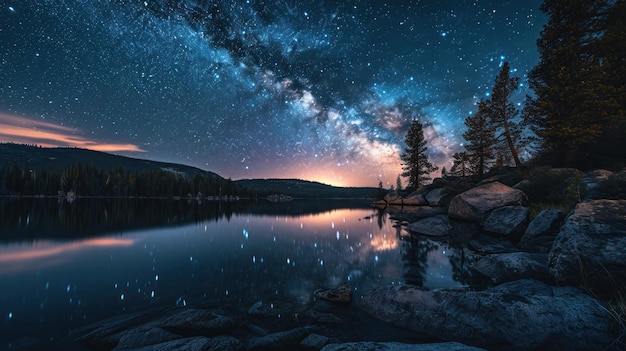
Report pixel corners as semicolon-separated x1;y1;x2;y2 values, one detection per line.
0;0;545;186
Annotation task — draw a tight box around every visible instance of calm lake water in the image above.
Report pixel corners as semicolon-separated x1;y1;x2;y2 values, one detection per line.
0;198;471;349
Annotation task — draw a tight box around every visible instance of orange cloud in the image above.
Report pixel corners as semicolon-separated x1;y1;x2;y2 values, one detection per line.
0;113;145;152
0;238;135;263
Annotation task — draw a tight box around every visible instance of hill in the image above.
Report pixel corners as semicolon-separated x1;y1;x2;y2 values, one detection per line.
0;143;221;179
235;178;379;199
0;143;379;198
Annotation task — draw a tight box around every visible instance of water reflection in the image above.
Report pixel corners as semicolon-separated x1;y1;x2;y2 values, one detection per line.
0;199;473;348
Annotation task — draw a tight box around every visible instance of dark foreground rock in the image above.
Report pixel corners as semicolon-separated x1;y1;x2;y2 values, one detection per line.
548;199;626;285
448;182;527;224
517;208;565;253
246;327;311;350
360;279;613;351
483;205;529;240
471;252;551;284
321;341;485;351
129;336;244;351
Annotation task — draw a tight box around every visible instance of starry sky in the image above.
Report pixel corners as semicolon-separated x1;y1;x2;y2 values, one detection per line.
0;0;545;187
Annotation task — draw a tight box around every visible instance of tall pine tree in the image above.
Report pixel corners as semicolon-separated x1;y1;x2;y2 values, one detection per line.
525;0;626;169
489;61;524;167
401;120;438;188
463;99;496;176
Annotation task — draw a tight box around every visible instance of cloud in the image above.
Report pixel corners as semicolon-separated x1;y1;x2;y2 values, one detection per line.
0;113;145;152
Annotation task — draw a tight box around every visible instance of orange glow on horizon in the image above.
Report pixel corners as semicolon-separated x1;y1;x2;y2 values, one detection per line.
0;113;145;153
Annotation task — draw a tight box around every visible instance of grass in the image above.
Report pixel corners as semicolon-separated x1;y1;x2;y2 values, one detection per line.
577;258;626;350
602;294;626;351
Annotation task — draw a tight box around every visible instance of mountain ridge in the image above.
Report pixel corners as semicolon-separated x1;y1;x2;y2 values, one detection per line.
0;143;379;198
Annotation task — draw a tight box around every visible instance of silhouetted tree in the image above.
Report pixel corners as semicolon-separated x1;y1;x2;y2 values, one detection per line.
488;61;524;167
401;120;438;188
463;99;497;176
450;152;471;177
525;0;626;169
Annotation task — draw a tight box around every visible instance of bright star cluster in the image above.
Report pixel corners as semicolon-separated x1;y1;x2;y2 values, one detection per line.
0;1;545;186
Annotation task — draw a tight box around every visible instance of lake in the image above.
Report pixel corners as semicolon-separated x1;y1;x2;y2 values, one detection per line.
0;198;471;349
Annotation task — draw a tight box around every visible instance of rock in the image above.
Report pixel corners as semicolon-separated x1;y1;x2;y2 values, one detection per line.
472;252;551;285
74;309;168;349
448;182;527;224
306;310;343;324
246;327;309;350
248;301;275;318
300;333;330;350
467;234;518;254
407;215;452;237
581;169;613;199
112;325;182;350
384;191;401;204
321;341;486;351
361;279;612;351
241;322;269;336
517;209;565;253
388;206;447;222
548;200;626;285
483;206;529;240
424;188;449;207
371;200;387;208
512;179;530;191
314;286;352;305
156;308;235;336
128;336;244;351
402;192;428;206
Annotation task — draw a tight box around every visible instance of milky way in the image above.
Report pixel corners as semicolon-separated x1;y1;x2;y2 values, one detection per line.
0;0;545;186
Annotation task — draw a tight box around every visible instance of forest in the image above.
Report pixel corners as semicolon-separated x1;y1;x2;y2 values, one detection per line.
401;0;625;189
0;158;250;198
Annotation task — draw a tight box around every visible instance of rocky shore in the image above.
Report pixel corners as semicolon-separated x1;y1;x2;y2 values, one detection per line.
72;167;626;350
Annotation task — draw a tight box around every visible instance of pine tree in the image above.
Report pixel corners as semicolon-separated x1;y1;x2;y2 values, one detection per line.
489;62;524;167
463;100;496;176
401;120;438;188
450;152;471;177
396;175;402;192
525;0;626;169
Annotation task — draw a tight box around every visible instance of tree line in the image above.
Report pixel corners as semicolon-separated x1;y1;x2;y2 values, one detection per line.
0;162;251;198
400;0;625;189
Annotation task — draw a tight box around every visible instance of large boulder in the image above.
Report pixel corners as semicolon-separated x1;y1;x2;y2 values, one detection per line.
407;216;479;242
517;209;565;253
360;279;612;351
448;182;527;224
384;191;401;205
424;188;449;207
467;234;518;254
471;252;551;285
407;215;452;237
402;192;428;206
548;200;626;285
483;206;529;240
